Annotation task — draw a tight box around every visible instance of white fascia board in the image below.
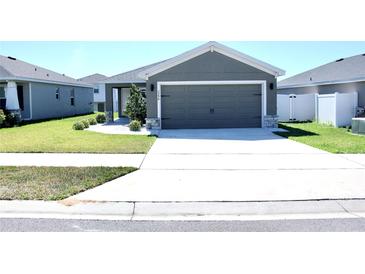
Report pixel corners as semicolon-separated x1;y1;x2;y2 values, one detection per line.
0;77;94;88
212;44;285;77
138;41;285;79
278;77;365;89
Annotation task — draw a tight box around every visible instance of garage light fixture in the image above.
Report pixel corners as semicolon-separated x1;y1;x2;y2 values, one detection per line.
150;84;154;91
269;83;274;90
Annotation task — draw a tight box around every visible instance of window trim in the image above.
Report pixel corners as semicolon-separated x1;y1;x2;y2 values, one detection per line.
70;88;75;106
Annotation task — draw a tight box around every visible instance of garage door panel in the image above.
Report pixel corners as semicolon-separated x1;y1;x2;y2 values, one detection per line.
161;84;262;129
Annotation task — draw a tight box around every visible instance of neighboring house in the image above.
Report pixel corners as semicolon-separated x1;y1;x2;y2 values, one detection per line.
102;41;285;129
0;55;94;121
278;54;365;103
278;54;365;126
77;73;119;112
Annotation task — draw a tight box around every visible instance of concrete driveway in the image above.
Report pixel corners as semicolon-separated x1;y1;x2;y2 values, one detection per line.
73;128;365;202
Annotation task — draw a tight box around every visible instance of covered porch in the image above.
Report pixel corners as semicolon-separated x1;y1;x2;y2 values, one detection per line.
104;83;146;123
0;81;31;121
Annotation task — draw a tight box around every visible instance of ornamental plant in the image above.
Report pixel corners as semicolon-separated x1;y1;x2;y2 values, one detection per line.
125;84;146;123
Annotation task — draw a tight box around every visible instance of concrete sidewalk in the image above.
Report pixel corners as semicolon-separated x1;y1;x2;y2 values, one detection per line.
0;153;145;168
1;199;365;221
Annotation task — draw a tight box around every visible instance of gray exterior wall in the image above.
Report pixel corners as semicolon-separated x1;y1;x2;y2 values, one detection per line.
278;81;365;107
146;51;278;119
30;82;93;120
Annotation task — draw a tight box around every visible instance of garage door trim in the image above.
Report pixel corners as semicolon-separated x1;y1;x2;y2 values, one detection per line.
157;80;267;129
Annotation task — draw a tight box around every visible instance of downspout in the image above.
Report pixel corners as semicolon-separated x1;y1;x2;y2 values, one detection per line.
29;82;33;120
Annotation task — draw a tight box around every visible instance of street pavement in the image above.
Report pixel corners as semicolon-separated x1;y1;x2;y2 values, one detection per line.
1;218;365;232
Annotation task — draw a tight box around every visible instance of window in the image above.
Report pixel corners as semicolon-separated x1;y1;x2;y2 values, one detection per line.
0;86;5;99
56;88;60;100
94;88;99;94
70;88;75;106
0;86;5;109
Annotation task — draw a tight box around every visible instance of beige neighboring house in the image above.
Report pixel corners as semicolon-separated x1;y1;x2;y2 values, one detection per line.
78;73;127;113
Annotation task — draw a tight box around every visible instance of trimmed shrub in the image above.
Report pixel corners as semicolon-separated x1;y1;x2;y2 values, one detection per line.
96;113;106;123
72;121;85;130
4;112;18;128
0;109;5;127
88;117;97;125
81;120;90;128
129;120;141;131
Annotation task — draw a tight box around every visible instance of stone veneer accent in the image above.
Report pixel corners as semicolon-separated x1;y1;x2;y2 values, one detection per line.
263;115;279;128
146;118;160;129
105;111;114;123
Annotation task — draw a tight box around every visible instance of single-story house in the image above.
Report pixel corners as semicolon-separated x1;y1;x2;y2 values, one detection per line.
101;41;285;129
0;55;94;121
278;54;365;104
78;73;120;112
277;54;365;126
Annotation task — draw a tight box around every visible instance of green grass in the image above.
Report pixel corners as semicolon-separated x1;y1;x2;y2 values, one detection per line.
0;113;156;153
276;122;365;153
0;166;136;200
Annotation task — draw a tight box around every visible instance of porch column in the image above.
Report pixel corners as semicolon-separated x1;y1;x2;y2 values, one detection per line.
117;88;123;118
105;84;114;123
5;81;19;110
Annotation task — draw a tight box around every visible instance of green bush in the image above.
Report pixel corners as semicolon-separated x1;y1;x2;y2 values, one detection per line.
4;112;19;128
0;109;5;127
81;120;90;128
72;121;85;130
125;84;146;123
129;120;141;131
96;113;106;123
88;117;97;125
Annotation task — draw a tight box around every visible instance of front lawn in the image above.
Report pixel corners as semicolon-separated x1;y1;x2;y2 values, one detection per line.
0;166;136;200
276;122;365;153
0;113;156;153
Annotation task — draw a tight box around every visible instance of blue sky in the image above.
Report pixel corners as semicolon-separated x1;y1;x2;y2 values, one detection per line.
1;41;365;80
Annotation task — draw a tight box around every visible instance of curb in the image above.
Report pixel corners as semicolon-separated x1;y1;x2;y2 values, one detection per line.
0;199;365;221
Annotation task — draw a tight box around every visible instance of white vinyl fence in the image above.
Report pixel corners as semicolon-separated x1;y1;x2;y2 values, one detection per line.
315;92;358;127
277;93;316;122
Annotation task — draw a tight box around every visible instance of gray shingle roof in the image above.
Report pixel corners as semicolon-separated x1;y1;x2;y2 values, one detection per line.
0;55;92;87
103;41;285;84
77;73;107;84
278;54;365;88
103;61;166;84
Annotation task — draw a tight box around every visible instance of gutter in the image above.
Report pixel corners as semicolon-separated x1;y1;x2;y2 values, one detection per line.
278;77;365;89
0;77;94;89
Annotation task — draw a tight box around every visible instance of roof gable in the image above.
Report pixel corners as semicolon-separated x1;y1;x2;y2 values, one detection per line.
138;41;285;79
78;73;108;84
